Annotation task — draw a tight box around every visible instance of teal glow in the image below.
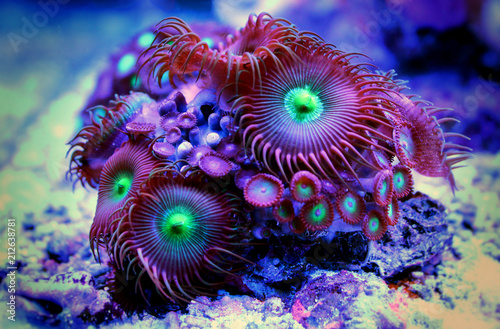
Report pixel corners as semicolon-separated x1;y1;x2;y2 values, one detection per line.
387;203;393;218
161;70;169;86
117;53;136;75
394;171;405;190
138;32;155;48
309;203;327;223
91;107;106;124
298;183;313;198
201;37;214;48
343;196;357;214
130;75;141;88
153;65;170;86
379;180;387;196
376;152;389;166
369;216;380;232
284;87;324;123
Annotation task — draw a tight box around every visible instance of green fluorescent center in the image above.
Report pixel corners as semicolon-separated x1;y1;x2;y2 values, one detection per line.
388;203;393;218
130;74;141;88
113;175;133;200
310;203;326;223
299;183;313;198
344;196;357;214
369;217;380;232
379;180;387;196
284;87;324;123
162;209;194;241
394;172;405;190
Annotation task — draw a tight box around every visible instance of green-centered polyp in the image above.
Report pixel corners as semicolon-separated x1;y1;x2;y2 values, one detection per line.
394;124;418;168
90;138;165;257
284;87;324;123
67;92;154;189
371;148;392;170
362;209;388;240
114;171;243;304
335;189;366;225
273;199;295;223
394;171;405;190
344;197;355;212
299;195;334;231
233;45;398;182
385;196;400;226
161;207;195;241
393;164;414;199
290;171;322;202
373;170;394;206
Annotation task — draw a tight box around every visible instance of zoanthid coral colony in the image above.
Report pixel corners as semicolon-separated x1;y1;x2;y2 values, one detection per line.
67;13;471;307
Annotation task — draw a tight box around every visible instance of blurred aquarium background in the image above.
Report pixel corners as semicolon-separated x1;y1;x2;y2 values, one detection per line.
0;0;499;328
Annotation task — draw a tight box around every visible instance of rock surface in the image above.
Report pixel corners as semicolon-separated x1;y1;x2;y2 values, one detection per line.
7;271;116;326
292;271;405;329
367;193;453;278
